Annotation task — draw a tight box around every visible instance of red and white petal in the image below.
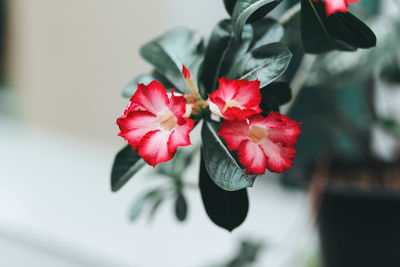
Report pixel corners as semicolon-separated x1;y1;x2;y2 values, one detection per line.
210;78;240;102
223;106;260;121
168;118;194;152
238;141;268;174
323;0;349;15
131;81;169;115
250;112;301;145
260;138;296;173
138;130;174;167
209;96;227;117
218;120;249;151
168;89;187;118
117;111;159;150
233;79;262;109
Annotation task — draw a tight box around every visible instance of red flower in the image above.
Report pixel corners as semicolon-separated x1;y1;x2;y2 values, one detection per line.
218;111;301;174
117;81;194;167
313;0;359;15
209;78;262;121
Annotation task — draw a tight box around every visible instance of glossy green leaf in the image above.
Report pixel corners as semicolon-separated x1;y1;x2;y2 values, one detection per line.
201;120;257;191
224;0;279;22
200;20;235;95
199;18;284;95
140;27;204;93
260;81;292;115
111;145;145;192
232;0;282;38
227;42;292;87
199;156;249;231
301;0;376;53
174;191;188;222
249;18;284;51
122;71;175;98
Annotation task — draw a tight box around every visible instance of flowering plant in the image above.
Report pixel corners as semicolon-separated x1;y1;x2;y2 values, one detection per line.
111;0;376;231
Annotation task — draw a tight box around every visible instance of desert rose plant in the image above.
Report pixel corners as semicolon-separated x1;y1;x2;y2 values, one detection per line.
111;0;376;231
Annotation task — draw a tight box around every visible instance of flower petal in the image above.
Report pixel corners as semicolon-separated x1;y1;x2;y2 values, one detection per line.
218;120;249;151
323;0;349;15
138;130;174;167
260;138;296;173
232;79;262;109
209;78;262;121
117;111;159;150
168;118;194;152
238;140;267;174
250;112;301;145
131;80;169;115
224;107;261;121
210;77;240;101
168;89;187;118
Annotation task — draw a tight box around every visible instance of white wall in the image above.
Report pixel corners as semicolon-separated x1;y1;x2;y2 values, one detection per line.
7;0;226;145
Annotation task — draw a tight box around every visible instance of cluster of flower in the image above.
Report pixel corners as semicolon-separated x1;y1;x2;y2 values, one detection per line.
117;66;301;175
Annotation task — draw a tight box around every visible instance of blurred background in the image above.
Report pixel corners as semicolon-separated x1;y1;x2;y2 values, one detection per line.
1;0;399;266
0;1;316;266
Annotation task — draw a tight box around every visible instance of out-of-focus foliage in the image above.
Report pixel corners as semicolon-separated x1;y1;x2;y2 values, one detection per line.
209;239;264;267
306;17;400;88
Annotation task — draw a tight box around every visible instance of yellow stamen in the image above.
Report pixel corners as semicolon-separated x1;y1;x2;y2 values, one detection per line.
157;111;177;131
223;100;241;112
248;125;267;144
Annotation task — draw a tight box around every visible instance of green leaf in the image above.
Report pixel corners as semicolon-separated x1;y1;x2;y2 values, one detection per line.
199;156;249;231
129;189;162;221
201;120;257;191
111;145;146;192
301;0;376;53
232;0;282;38
122;71;175;98
200;20;235;95
249;18;284;51
174;191;188;222
140;27;204;93
199;18;283;95
224;0;280;23
227;42;292;88
260;81;292;115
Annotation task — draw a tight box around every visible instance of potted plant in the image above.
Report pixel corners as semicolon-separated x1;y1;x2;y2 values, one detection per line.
110;0;380;242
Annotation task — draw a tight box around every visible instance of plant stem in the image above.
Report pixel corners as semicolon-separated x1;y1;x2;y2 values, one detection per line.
281;54;317;115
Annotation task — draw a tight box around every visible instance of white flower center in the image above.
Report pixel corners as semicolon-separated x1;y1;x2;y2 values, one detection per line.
157;110;177;131
223;100;241;112
248;125;267;144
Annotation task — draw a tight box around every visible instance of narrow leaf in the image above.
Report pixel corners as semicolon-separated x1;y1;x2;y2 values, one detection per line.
129;189;161;221
140;27;204;93
175;191;188;222
111;145;146;192
199;156;249;231
201;120;257;191
301;0;376;53
232;0;282;38
249;18;284;51
227;42;292;87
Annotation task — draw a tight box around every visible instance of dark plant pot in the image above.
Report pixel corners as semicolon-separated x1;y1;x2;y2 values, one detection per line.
318;179;400;267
